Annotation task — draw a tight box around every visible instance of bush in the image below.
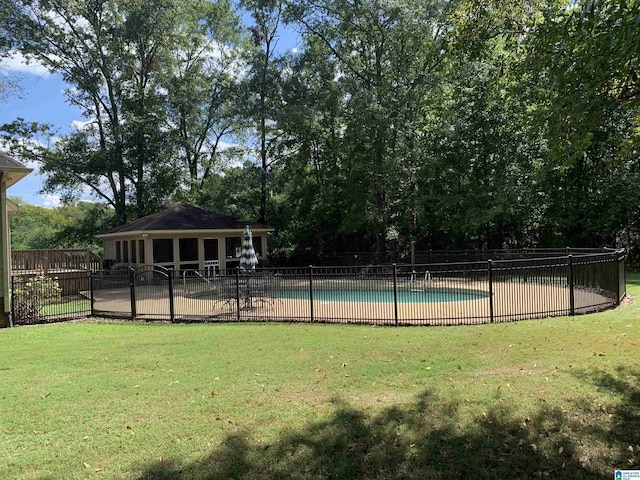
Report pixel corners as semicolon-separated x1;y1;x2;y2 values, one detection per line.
13;275;63;324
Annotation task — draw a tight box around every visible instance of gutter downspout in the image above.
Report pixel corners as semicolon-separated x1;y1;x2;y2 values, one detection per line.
0;172;10;327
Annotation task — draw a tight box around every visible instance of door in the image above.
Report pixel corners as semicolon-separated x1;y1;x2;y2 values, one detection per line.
204;239;219;275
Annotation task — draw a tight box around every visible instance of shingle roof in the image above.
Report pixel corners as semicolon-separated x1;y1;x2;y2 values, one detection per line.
0;151;32;187
101;205;272;235
0;151;29;170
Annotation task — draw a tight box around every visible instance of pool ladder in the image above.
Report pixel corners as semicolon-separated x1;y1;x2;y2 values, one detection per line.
410;270;431;292
182;269;212;294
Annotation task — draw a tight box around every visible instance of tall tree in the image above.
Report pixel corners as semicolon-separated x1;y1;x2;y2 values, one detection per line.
167;0;246;193
10;0;175;223
273;38;352;253
241;0;287;224
525;0;640;163
193;160;262;221
286;0;455;256
521;0;640;247
0;0;22;102
10;0;243;225
418;54;541;249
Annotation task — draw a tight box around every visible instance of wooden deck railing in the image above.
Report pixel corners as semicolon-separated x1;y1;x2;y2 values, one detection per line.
11;249;102;273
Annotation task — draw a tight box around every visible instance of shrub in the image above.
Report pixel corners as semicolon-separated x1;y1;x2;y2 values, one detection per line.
13;275;63;324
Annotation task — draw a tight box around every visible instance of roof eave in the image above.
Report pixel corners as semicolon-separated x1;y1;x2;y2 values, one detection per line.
7;198;19;216
97;227;276;239
2;167;33;188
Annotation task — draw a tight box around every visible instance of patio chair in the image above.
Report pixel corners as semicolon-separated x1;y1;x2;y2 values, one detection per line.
358;265;372;280
252;273;282;306
213;277;239;310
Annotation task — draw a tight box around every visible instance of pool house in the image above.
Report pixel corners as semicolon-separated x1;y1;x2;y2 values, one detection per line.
97;205;274;273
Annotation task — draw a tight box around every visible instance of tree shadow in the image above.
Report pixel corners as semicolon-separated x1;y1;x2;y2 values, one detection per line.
571;366;640;470
131;377;640;480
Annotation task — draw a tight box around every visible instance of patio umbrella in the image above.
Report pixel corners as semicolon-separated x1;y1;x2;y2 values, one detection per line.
239;225;258;270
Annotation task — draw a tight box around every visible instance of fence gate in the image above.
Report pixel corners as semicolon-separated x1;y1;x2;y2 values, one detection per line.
133;265;174;321
91;267;132;318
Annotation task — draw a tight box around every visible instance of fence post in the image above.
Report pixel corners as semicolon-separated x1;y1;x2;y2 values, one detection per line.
623;253;627;300
168;272;175;323
614;253;621;306
10;275;15;327
621;253;627;303
309;265;314;322
90;271;95;317
129;267;136;320
488;260;494;323
392;264;398;326
235;267;241;321
568;255;575;316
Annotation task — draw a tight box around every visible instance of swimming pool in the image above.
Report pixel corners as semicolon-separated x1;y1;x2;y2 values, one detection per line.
188;285;489;303
277;287;489;303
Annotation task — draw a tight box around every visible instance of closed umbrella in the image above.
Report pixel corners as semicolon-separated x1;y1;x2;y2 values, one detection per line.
239;225;258;270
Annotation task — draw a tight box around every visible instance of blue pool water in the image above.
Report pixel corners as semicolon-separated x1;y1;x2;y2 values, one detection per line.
277;287;489;303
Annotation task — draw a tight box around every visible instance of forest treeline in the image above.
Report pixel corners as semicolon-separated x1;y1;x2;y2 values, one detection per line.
8;199;109;253
1;0;639;257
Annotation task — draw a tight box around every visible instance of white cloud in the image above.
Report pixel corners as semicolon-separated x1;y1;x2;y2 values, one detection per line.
41;193;61;208
21;159;40;174
70;119;93;131
1;52;51;77
217;140;238;151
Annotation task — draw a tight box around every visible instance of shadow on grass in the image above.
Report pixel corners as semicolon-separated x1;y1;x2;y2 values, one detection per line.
132;368;640;480
572;366;640;470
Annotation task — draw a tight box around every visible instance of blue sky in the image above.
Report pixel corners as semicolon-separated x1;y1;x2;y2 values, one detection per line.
1;14;301;209
1;58;83;207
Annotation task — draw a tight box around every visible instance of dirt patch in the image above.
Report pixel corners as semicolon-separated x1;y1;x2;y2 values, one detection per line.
67;316;171;325
619;292;634;308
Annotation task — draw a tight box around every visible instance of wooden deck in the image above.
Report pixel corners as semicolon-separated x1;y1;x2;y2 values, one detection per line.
11;249;102;274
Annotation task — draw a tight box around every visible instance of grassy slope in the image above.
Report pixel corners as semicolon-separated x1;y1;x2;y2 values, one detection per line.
1;275;639;479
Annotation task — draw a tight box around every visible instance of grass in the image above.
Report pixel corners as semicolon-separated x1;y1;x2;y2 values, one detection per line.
1;275;639;479
40;298;91;316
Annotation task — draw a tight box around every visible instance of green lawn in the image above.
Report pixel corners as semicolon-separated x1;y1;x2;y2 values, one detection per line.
1;275;639;479
40;298;91;316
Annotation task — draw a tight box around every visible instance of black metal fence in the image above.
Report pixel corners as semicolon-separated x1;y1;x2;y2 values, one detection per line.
11;272;92;325
10;248;626;326
269;247;612;267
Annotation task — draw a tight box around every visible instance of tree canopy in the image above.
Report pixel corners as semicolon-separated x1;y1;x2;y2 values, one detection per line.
2;0;640;258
